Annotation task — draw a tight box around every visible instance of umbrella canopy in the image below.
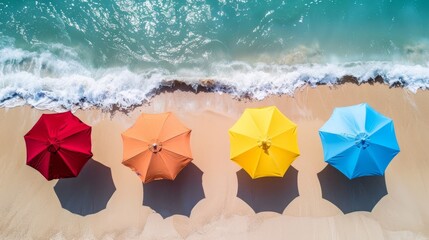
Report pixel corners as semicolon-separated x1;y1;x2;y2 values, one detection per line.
24;111;93;180
122;112;192;183
319;103;400;179
229;106;300;179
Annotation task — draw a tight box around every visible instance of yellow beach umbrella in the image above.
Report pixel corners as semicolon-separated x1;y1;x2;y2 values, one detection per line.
229;106;300;179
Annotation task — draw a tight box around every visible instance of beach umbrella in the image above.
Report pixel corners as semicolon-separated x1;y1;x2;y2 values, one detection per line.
319;103;400;179
24;111;93;180
229;106;300;179
121;112;192;183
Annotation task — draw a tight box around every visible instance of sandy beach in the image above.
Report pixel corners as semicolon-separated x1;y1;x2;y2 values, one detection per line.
1;83;429;239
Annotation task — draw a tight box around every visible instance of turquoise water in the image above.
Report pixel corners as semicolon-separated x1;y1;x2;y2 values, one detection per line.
1;0;429;110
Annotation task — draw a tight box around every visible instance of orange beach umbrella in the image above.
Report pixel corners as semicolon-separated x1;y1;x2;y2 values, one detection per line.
121;112;193;183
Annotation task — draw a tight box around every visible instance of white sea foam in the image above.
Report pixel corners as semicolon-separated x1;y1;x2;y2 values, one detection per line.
0;45;429;111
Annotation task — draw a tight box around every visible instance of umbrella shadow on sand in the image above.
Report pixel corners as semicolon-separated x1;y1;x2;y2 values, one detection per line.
53;159;116;216
317;165;388;214
236;166;299;213
142;163;205;218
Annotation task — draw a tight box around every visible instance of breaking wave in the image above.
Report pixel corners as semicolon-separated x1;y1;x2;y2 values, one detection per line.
1;44;428;111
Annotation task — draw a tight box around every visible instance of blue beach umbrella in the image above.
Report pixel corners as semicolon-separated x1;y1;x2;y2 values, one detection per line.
319;103;400;179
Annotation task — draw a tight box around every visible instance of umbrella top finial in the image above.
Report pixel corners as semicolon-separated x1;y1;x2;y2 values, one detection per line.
149;142;162;153
258;137;272;151
47;138;61;153
355;133;370;149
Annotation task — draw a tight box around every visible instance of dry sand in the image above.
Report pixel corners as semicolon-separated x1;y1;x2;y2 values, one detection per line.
1;83;429;239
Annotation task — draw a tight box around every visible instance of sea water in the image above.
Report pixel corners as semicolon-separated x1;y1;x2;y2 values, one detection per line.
0;0;428;110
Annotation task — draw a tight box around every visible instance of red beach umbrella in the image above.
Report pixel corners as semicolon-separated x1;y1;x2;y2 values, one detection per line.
24;111;93;180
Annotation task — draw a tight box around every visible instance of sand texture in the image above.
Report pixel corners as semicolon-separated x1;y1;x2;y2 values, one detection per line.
1;84;429;239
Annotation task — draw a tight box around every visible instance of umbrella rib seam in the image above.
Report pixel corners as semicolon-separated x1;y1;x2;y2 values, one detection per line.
162;148;191;158
231;145;260;162
122;134;150;144
270;145;300;159
161;147;192;159
157;113;171;141
60;127;91;142
252;148;264;178
247;110;265;138
123;149;151;164
161;130;191;144
57;151;80;176
350;147;363;179
157;152;175;179
270;126;297;140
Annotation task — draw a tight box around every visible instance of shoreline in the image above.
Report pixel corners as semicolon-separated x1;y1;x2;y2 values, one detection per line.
110;75;402;114
1;83;429;239
0;73;418;114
